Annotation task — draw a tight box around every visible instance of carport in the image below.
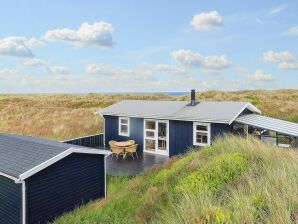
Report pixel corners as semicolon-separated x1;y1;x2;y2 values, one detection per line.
235;114;298;148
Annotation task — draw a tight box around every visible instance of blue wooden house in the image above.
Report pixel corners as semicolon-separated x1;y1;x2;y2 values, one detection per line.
0;134;110;224
99;90;298;156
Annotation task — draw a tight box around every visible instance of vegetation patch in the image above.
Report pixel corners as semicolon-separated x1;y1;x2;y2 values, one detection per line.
175;152;249;195
54;136;298;224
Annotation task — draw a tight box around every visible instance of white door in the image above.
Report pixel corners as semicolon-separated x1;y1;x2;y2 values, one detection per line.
144;119;169;156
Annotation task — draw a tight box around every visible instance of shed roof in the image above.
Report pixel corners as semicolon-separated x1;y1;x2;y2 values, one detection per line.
0;134;110;181
99;100;261;124
235;114;298;137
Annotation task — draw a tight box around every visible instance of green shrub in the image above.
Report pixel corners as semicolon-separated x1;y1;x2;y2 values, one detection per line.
175;152;249;194
200;207;234;224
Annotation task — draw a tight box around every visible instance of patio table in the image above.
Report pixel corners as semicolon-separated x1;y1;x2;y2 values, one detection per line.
115;141;133;147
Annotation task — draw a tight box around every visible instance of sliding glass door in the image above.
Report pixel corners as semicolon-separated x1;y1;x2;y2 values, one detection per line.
144;119;169;156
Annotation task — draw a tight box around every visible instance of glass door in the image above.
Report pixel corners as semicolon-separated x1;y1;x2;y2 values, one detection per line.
144;120;156;152
144;120;169;156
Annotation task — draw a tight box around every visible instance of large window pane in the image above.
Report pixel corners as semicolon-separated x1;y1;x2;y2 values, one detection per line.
146;130;155;138
120;118;128;124
146;139;156;151
196;133;208;143
196;125;208;131
146;121;155;130
158;140;167;150
158;123;167;138
121;125;128;133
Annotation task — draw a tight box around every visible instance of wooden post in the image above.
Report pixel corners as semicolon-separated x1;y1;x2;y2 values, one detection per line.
296;137;298;149
245;124;249;139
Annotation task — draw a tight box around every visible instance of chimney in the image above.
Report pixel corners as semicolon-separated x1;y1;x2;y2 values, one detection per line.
190;89;196;106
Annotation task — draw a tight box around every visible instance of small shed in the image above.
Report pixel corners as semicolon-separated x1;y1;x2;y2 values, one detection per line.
0;134;110;224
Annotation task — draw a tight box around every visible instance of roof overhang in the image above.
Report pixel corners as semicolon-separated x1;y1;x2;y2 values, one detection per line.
99;112;231;124
0;171;19;182
235;114;298;137
229;103;261;125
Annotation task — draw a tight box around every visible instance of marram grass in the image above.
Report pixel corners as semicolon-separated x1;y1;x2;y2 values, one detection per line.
54;136;298;224
0;89;297;140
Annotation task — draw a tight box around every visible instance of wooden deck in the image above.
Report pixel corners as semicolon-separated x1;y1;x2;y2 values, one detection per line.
106;152;169;176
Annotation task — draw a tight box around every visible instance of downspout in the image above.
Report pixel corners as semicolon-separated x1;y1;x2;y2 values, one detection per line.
104;155;107;199
15;180;26;224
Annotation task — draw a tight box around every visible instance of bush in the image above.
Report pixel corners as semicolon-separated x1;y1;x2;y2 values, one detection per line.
175;152;249;195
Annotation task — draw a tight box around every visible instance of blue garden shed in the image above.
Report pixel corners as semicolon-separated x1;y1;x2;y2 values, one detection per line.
0;134;110;224
98;90;298;156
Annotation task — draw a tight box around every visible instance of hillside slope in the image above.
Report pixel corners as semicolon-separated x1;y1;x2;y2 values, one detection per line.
0;89;297;140
55;136;298;224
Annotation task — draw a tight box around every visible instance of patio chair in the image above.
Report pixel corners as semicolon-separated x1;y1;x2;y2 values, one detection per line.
125;144;138;160
109;141;125;160
128;140;135;145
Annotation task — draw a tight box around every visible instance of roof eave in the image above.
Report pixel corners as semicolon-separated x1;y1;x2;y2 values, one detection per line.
100;112;230;124
0;171;19;182
228;103;262;125
18;147;110;181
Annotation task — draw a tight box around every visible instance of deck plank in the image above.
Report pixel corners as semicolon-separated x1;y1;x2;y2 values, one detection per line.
105;152;168;176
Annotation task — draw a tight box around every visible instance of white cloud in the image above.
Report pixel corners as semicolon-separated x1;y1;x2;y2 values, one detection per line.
153;64;187;75
263;50;298;70
85;63;155;81
171;49;231;72
24;58;46;66
204;55;231;70
246;70;274;81
269;4;288;15
43;22;114;47
191;11;223;31
263;51;294;63
0;36;42;58
24;58;70;74
138;62;188;76
0;69;97;93
171;49;203;67
283;26;298;36
45;66;70;74
278;62;298;70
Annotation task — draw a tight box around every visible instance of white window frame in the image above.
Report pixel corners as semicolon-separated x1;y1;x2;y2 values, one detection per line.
143;119;169;156
193;122;211;147
118;117;130;136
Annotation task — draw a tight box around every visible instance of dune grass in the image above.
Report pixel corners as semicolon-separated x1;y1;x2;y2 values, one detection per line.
54;136;298;224
0;89;297;140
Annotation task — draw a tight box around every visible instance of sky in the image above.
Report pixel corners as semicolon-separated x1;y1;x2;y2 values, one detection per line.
0;0;297;93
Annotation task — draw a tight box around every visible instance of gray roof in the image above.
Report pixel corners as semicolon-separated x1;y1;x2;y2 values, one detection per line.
0;134;109;179
235;114;298;137
99;100;261;124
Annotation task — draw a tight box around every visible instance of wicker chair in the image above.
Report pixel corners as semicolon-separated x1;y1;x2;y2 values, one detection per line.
109;140;117;146
125;144;138;159
128;140;135;145
109;141;125;160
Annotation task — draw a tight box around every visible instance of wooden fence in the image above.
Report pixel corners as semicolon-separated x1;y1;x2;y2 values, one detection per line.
62;134;104;148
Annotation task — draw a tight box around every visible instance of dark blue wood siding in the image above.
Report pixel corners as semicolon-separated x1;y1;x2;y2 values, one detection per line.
211;123;232;141
104;115;144;152
62;134;104;148
104;115;232;156
26;153;105;224
169;121;232;156
0;176;22;224
169;120;194;156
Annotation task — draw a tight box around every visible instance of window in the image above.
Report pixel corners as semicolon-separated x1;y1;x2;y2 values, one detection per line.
119;117;130;136
193;122;210;146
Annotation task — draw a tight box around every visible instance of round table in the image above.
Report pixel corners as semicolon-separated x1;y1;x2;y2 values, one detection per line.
115;141;133;147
